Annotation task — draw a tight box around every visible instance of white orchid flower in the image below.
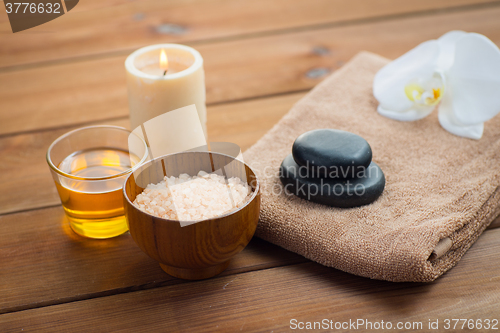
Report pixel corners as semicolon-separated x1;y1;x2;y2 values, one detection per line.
373;31;500;139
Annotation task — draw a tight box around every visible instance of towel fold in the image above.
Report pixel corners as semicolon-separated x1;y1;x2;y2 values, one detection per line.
243;52;500;282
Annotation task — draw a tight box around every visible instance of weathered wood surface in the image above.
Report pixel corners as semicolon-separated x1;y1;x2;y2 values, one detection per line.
1;228;500;332
2;5;500;137
1;0;500;331
1;0;497;68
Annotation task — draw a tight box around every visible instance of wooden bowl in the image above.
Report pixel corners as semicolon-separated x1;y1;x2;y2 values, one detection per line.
123;151;260;280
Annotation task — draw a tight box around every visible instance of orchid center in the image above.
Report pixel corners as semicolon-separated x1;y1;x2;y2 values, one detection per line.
404;76;443;106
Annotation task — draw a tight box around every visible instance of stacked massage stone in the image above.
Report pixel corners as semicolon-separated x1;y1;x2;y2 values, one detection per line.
279;129;385;208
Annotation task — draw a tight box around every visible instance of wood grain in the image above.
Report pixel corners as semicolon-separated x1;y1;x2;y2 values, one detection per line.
2;5;500;137
0;0;497;68
0;93;300;215
1;1;500;330
0;205;306;314
1;227;499;331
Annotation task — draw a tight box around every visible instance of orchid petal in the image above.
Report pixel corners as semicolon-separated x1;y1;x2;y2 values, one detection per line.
446;33;500;125
377;105;434;121
374;40;440;115
438;90;484;139
436;30;467;72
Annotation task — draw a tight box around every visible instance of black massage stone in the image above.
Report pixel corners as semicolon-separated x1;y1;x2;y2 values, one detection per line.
292;129;372;178
279;154;385;208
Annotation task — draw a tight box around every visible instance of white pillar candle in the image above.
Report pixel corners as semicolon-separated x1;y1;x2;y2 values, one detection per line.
125;44;207;136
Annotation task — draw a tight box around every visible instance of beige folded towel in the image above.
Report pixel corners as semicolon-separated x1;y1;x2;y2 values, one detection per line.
243;52;500;282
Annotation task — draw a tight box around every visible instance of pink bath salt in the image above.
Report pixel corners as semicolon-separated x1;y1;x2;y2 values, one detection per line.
133;171;251;221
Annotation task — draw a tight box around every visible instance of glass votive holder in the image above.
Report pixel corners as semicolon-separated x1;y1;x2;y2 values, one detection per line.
46;125;148;239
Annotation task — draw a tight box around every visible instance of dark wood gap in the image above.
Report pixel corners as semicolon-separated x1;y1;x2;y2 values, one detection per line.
0;115;129;140
0;203;61;217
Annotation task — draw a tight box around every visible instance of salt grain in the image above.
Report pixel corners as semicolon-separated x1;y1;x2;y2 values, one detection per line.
133;171;251;221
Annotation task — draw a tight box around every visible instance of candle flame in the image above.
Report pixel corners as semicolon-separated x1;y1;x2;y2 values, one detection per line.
160;49;168;71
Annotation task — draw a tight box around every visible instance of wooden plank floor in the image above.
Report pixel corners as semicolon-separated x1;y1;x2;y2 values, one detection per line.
1;1;500;331
2;228;499;331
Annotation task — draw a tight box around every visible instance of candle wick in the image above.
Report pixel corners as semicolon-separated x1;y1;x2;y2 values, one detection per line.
163;70;167;76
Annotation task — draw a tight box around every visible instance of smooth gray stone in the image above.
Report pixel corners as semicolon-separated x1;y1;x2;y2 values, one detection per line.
292;129;372;178
279;154;385;208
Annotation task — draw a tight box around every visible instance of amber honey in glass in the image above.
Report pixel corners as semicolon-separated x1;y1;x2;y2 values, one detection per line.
47;126;148;239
